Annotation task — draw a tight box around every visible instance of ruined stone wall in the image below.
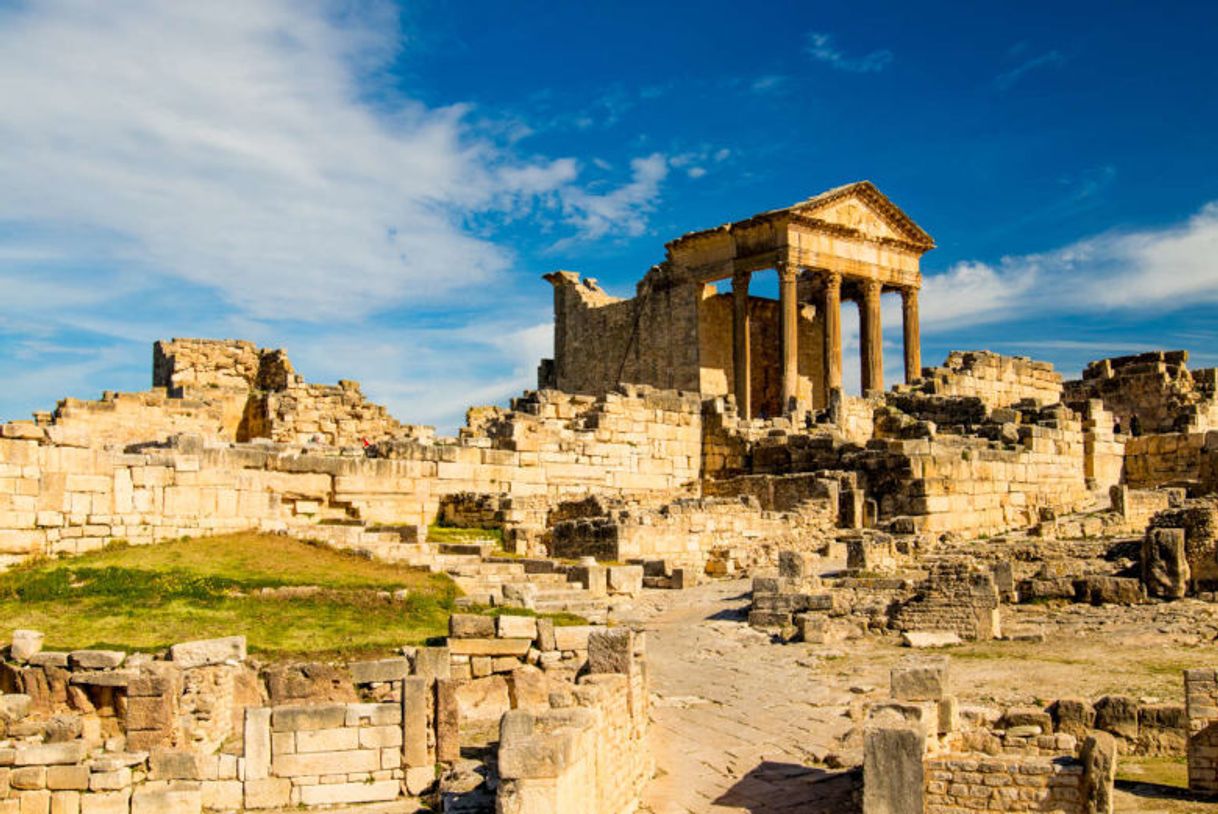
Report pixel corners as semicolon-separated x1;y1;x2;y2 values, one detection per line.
905;351;1063;409
153;338;263;392
1186;667;1218;792
1124;431;1218;490
922;753;1085;811
254;380;404;447
546;271;703;397
0;386;704;569
1064;350;1218;434
497;630;650;814
890;562;1001;641
43;390;238;450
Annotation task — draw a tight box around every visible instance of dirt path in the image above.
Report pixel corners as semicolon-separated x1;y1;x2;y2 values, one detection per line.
632;579;1214;813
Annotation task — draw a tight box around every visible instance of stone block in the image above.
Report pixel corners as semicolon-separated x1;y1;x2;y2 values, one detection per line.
586;629;634;676
130;783;201;814
496;615;538;640
0;695;32;723
454;675;511;723
890;657;949;702
242;778;290;810
507;665;549;712
297;779;399;805
900;631;961;649
272;748;379;777
11;631;45;662
79;790;129;814
348;658;410;684
449;614;495;639
293;727;359;753
447;638;532;657
1051;698;1096;740
606;565;643;596
1094;695;1139;740
270;704;347;732
67;652;125;670
199;780;242;811
15;743;84;767
552;626;593;652
50;791;79;814
401;677;430;768
45;767;88;791
778;550;818;580
11;767;46;790
167;636;245;668
862;724;924;814
243;708;271;781
87;770;130;792
1074;576;1145;606
435;679;461;763
1143;527;1189;599
413;646;451;681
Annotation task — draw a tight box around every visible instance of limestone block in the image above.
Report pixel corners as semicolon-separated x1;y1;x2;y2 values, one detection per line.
1080;732;1116;814
167;636;245;668
11;631;45;662
67;651;125;670
87;769;130;792
413;647;451;682
606;565;643;596
242;708;271;781
862;724;924;814
50;790;80;814
199;780;242;811
344;703;400;726
496;615;538;640
900;631;961;649
348;658;410;684
14;743;84;767
0;694;32;722
401;677;430;768
1143;527;1189;599
270;704;347;732
242;778;290;810
587;629;634;676
449;614;495;639
16;790;50;814
130;783;201;814
293;727;358;753
298;779;399;806
552;626;594;652
435;679;461;763
1094;695;1139;741
45;767;88;791
890;657;949;702
1051;697;1097;741
507;665;549;712
454;675;511;723
447;638;532;657
272;748;379;777
11;767;46;790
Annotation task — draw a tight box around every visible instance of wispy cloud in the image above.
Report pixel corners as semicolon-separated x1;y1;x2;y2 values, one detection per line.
921;201;1218;330
804;32;893;73
553;153;670;247
994;49;1066;90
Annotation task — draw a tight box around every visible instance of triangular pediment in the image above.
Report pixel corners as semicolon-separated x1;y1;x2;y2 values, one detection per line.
789;181;935;250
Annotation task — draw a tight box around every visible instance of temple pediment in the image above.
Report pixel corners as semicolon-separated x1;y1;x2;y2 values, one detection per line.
789;181;935;250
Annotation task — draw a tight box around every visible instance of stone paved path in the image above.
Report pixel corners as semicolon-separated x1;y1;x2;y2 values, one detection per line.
636;579;866;814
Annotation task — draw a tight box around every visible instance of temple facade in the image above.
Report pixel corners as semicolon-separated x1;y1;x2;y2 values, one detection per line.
540;181;935;417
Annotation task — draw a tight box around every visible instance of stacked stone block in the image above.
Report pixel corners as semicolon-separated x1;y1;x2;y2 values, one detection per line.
1186;668;1218;792
891;562;1001;641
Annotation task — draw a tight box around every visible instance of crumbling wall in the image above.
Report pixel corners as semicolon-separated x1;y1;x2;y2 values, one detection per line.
1147;498;1218;592
153;338;263;392
44;390;236;449
1124;430;1218;490
545;270;703;397
1064;350;1218;434
0;384;704;569
1186;667;1218;793
497;629;651;814
889;562;1001;641
903;350;1063;409
254;380;403;447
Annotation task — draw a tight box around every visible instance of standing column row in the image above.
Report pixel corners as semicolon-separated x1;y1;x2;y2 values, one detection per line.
778;262;800;414
731;271;751;420
859;279;884;395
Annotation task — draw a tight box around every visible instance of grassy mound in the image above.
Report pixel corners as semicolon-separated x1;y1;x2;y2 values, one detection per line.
0;533;459;658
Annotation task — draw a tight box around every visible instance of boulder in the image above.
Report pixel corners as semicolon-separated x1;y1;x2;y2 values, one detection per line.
168;636;246;669
10;630;45;662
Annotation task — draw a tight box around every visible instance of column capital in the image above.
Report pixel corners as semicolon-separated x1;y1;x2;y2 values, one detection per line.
776;261;799;284
862;278;883;299
822;269;843;288
731;269;751;291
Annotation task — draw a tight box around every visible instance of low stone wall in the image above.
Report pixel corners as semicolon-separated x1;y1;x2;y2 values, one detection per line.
890;562;1001;641
549;495;833;575
1064;350;1218;435
497;629;650;814
1124;431;1218;490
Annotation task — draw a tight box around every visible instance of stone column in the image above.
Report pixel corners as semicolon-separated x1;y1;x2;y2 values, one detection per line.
901;287;921;384
731;271;752;420
860;279;883;395
821;271;843;400
778;262;799;413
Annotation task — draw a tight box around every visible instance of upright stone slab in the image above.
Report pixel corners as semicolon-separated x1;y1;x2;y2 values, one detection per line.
401;677;431;768
587;629;635;676
243;707;271;781
890;656;949;702
862;723;924;814
1143;527;1189;599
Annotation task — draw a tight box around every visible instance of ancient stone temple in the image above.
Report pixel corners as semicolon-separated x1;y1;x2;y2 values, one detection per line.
540;181;935;418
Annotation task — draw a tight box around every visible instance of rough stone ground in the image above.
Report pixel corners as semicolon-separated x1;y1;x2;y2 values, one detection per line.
634;578;1218;814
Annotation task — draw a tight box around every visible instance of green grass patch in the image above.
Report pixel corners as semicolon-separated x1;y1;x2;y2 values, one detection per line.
426;524;503;545
1117;755;1188;788
0;533;460;659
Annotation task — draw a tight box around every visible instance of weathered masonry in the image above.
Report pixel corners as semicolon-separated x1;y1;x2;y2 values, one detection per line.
541;181;935;418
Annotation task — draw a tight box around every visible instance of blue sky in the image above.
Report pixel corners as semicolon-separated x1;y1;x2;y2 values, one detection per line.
1;1;1216;432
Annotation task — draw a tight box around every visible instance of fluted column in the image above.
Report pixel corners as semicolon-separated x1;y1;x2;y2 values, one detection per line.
731;271;752;419
902;287;921;384
778;261;799;413
821;271;843;401
859;279;883;395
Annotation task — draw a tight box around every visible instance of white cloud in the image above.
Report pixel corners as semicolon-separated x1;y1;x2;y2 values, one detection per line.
0;0;668;325
994;49;1066;90
553;153;669;246
804;32;893;73
918;201;1218;331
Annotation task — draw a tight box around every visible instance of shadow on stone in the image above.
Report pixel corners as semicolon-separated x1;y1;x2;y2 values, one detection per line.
711;760;860;813
1114;778;1211;801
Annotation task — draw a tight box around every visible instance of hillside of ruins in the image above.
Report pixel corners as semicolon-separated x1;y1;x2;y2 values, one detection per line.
4;182;1218;812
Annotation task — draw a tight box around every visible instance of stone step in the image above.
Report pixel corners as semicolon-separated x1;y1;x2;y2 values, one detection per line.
437;541;496;557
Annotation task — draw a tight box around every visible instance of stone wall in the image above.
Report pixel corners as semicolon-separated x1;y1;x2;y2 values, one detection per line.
1064;350;1218;434
1124;430;1218;490
0;385;704;570
1186;667;1218;793
497;629;651;814
903;351;1064;409
890;562;1002;641
549;495;835;575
